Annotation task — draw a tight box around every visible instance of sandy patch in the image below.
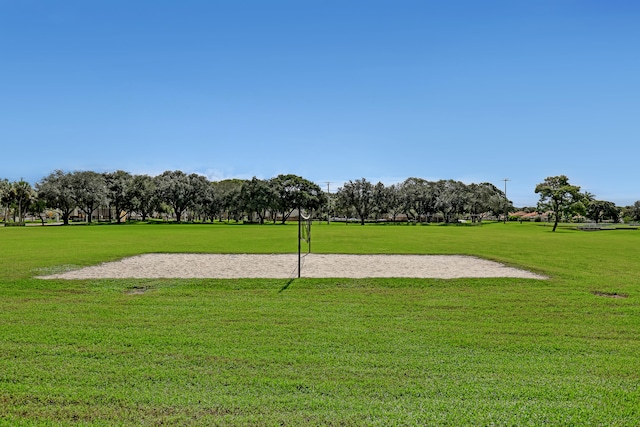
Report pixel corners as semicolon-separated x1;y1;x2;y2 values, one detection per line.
38;254;546;280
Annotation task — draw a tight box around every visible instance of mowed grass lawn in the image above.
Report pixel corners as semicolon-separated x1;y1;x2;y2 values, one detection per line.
0;222;638;425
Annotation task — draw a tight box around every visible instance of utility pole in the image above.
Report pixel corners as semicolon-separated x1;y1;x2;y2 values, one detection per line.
503;178;510;224
323;181;333;224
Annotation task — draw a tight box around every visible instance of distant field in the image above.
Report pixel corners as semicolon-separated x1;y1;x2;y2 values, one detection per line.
1;222;638;425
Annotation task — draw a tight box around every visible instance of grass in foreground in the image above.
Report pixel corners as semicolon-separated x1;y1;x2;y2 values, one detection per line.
0;222;638;425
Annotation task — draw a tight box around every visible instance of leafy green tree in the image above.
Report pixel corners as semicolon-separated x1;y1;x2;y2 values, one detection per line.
1;183;16;222
28;195;49;225
197;181;223;222
213;179;245;222
336;178;375;225
14;180;34;221
270;174;326;223
315;191;336;223
187;174;212;222
372;182;390;220
582;192;596;205
129;174;158;221
36;170;76;225
240;177;273;224
385;183;405;222
625;201;640;222
9;179;34;223
535;175;581;232
223;180;246;222
104;170;134;223
450;180;470;220
154;170;196;223
586;200;620;224
567;200;587;222
69;171;107;223
400;177;435;222
466;182;505;222
0;178;12;222
434;180;468;223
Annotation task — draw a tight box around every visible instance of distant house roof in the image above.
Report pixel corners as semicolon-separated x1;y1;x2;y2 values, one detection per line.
521;212;540;219
511;211;547;219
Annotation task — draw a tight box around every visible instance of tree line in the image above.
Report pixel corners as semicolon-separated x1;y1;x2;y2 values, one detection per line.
1;170;508;225
1;170;327;225
1;171;638;227
334;178;511;225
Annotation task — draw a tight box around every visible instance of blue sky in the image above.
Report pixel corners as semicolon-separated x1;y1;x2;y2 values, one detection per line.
2;1;639;207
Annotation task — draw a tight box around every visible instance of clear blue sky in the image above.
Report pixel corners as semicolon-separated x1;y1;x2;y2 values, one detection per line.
2;1;639;207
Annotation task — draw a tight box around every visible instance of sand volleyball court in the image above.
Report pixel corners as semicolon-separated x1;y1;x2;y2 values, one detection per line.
38;254;546;280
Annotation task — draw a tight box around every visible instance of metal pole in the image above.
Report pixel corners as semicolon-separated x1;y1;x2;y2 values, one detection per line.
503;178;510;224
309;213;311;253
298;206;301;278
324;181;332;224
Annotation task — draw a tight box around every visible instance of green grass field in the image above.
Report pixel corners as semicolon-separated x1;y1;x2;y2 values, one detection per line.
1;222;638;425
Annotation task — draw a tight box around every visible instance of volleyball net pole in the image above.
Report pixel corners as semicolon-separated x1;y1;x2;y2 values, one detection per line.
298;207;312;278
298;206;301;278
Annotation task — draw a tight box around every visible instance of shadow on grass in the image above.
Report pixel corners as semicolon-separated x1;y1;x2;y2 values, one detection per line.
279;277;296;293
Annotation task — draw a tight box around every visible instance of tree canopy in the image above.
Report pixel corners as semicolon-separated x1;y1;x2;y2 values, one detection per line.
36;170;77;225
336;178;376;225
535;175;582;232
